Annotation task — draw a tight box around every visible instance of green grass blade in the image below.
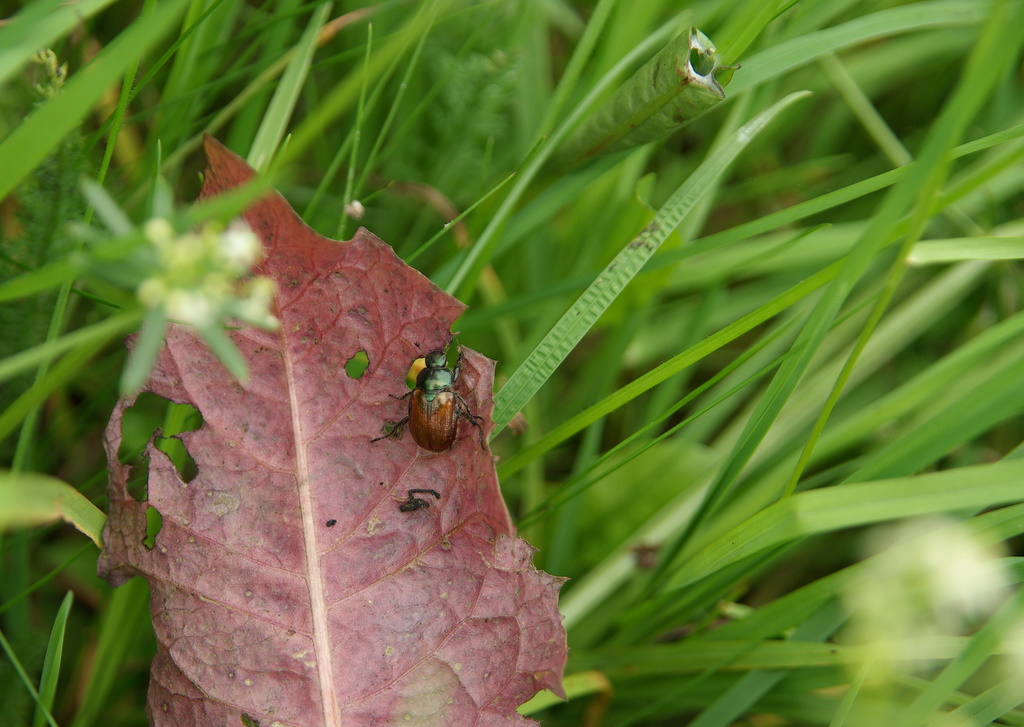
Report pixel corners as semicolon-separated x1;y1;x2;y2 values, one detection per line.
927;677;1024;727
275;0;453;172
908;237;1024;264
782;0;1024;495
0;471;106;548
666;459;1024;592
69;578;151;727
686;602;845;727
656;0;1024;582
498;259;838;478
0;0;118;88
33;591;73;727
0;0;189;203
727;0;993;97
0;325;113;445
0;628;57;727
492;91;810;434
846;341;1024;483
247;2;331;171
894;588;1024;726
0;311;140;386
0;258;79;303
444;21;680;297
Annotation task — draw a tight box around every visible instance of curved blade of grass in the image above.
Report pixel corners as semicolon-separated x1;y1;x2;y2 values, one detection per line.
665;458;1024;592
557;28;735;165
927;677;1024;727
492;91;810;434
894;588;1024;727
727;0;993;97
247;2;331;171
69;577;150;727
0;323;114;445
275;0;452;171
656;0;1023;584
0;471;106;548
845;338;1024;484
444;20;681;297
0;0;189;203
686;602;845;727
517;670;611;717
0;311;140;386
908;237;1024;264
33;591;73;727
0;628;58;727
498;259;838;478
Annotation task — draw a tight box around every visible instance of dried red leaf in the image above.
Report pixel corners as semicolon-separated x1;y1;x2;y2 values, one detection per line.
99;136;567;726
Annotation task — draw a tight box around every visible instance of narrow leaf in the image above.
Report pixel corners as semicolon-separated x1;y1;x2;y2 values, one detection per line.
247;2;331;171
493;91;810;433
0;471;106;547
33;592;73;727
908;236;1024;264
667;459;1024;591
558;27;736;165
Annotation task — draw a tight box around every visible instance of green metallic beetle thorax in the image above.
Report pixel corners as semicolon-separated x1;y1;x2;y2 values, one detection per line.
416;357;455;402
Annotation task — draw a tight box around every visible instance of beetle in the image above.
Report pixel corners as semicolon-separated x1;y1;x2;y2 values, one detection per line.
373;349;486;452
399;488;440;512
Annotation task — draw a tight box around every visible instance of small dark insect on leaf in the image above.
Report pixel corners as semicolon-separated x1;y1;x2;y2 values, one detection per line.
399;488;440;512
325;519;336;527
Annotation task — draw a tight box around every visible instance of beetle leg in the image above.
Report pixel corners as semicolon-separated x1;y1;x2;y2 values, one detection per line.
451;351;463;384
373;388;415;443
453;392;486;449
372;416;409;443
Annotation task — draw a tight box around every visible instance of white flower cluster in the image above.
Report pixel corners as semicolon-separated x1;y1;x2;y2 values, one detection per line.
844;517;1009;669
136;218;279;330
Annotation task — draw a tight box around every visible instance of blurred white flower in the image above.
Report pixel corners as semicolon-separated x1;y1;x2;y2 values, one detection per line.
136;218;278;330
144;218;175;246
219;221;262;271
843;517;1009;670
165;289;216;328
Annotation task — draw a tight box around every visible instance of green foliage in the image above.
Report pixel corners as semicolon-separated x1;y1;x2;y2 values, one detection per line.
3;0;1024;724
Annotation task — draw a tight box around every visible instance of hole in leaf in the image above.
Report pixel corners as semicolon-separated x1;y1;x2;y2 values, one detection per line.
155;431;199;484
344;349;369;379
143;506;162;549
120;394;203;500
